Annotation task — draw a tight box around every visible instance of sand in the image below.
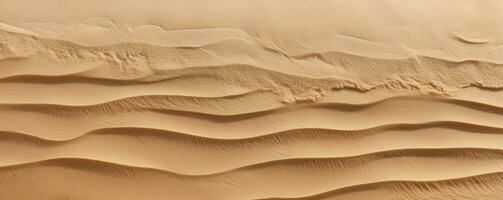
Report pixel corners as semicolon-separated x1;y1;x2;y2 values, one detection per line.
1;0;503;199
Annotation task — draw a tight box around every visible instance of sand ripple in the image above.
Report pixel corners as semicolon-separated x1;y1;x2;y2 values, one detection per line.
1;1;503;198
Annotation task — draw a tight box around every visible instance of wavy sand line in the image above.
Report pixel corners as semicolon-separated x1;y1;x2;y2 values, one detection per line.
1;148;503;199
2;115;502;140
3;79;503;108
1;95;502;139
3;26;503;96
0;21;258;48
0;71;255;104
1;95;503;117
2;120;502;141
4;22;503;64
2;62;503;107
2;54;503;94
0;122;502;174
0;90;283;116
2;42;503;92
0;148;502;175
2;64;502;107
259;172;503;200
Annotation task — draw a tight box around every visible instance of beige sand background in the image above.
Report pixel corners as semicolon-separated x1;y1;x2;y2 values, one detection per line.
1;0;503;199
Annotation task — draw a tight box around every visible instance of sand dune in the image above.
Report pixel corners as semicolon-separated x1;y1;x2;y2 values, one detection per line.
1;0;503;199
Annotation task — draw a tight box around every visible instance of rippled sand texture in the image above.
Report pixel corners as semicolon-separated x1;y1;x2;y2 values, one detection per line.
1;0;503;199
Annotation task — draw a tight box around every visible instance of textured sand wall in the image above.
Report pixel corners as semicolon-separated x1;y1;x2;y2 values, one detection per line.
1;0;503;199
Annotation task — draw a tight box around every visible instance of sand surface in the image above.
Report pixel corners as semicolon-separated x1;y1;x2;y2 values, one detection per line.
1;0;503;199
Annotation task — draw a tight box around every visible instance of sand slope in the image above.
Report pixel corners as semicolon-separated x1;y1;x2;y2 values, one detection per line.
1;0;503;199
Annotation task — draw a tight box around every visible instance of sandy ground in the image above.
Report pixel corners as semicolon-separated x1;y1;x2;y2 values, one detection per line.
1;0;503;199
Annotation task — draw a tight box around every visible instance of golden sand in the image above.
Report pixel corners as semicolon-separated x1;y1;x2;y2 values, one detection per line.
1;0;503;199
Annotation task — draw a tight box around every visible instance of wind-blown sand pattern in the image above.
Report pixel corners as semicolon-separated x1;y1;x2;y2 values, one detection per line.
1;0;503;199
